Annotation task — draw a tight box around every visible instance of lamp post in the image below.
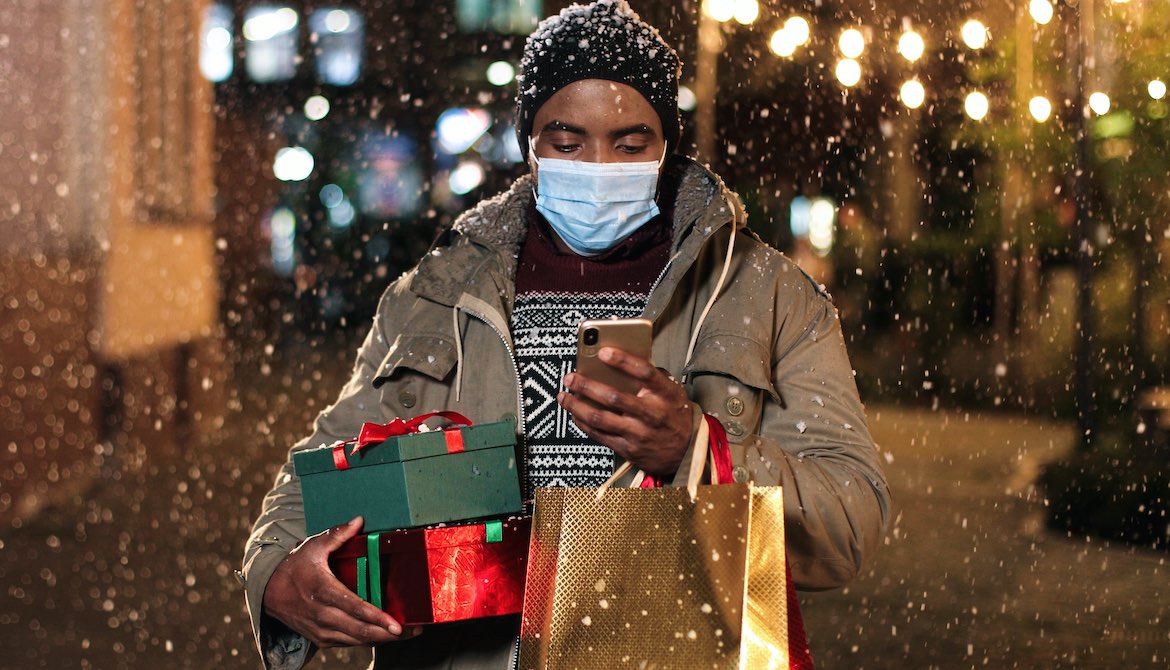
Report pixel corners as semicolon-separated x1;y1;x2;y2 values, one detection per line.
1069;0;1096;451
693;5;722;164
693;0;759;164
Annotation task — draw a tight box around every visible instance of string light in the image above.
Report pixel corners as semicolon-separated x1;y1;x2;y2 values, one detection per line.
1030;96;1053;123
732;0;759;25
960;20;988;50
1148;80;1167;100
701;0;735;23
900;79;926;109
898;31;925;62
784;16;811;46
839;28;865;59
964;91;990;120
1029;0;1054;26
1088;92;1111;115
835;58;862;87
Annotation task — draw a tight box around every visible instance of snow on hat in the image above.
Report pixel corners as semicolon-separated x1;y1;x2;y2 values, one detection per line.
515;0;681;159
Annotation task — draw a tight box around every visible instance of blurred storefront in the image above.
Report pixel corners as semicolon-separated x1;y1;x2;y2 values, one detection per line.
7;0;1169;529
207;1;543;336
1;0;222;528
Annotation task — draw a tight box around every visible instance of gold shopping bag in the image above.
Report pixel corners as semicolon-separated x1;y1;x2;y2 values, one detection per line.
519;420;800;669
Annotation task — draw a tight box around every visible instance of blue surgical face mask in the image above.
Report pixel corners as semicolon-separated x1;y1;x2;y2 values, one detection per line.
530;140;665;257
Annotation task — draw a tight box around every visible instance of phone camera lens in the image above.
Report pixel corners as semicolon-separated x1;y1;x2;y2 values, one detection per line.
583;328;599;346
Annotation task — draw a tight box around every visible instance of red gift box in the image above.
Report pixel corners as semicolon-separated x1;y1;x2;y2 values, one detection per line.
330;516;530;626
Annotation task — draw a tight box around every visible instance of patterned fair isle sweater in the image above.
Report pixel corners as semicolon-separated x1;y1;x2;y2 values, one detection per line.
512;212;671;499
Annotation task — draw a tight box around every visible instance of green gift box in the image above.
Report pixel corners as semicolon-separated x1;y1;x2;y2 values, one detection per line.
293;413;521;536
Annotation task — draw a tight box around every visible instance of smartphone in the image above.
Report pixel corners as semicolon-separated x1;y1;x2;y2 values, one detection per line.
574;318;653;395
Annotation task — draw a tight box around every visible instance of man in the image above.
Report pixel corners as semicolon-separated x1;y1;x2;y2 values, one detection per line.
243;2;890;668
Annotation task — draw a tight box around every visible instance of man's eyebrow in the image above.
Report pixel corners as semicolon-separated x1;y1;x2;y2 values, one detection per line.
541;121;586;135
608;124;656;139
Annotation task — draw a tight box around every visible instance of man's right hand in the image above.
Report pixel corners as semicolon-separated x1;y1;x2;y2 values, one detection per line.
262;516;422;648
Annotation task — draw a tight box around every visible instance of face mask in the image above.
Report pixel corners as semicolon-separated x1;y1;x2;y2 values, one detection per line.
531;141;664;257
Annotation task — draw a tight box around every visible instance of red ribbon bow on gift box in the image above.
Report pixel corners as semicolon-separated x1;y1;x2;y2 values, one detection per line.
330;411;474;471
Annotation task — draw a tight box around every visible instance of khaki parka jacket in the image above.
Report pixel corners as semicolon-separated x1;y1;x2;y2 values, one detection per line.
243;156;891;670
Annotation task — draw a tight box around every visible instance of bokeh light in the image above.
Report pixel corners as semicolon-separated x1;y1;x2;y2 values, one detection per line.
1148;79;1166;100
732;0;759;25
784;16;811;46
273;147;314;181
486;61;515;87
1030;95;1053;122
961;20;988;50
898;31;925;62
1088;92;1111;115
835;59;862;87
1029;0;1054;25
701;0;735;22
964;91;990;120
900;79;926;109
304;95;330;121
839;28;866;59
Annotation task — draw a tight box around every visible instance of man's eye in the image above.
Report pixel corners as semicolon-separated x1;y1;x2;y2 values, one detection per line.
618;145;647;154
552;144;580;153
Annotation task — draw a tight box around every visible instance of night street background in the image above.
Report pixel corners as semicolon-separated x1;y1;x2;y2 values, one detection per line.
1;333;1165;669
5;0;1170;668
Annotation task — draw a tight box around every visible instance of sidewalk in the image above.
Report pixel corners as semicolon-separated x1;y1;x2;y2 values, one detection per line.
0;339;1166;668
802;405;1168;669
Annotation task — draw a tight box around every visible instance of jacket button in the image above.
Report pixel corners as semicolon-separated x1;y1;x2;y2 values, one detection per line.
725;397;744;416
501;413;517;425
732;466;750;483
399;391;416;408
726;421;744;437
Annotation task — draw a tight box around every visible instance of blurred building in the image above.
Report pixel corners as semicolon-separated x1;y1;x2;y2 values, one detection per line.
0;0;221;528
209;1;556;332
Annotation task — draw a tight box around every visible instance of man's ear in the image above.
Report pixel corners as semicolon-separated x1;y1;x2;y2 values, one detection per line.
527;136;540;189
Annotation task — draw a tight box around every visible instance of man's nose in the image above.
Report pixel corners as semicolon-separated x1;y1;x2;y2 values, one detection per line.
580;142;622;164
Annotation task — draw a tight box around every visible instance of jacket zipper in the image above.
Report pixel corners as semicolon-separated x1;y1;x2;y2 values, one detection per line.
458;304;526;670
643;257;674;316
457;304;529;497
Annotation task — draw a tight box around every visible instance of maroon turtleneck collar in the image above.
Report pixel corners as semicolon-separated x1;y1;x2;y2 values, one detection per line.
515;205;672;294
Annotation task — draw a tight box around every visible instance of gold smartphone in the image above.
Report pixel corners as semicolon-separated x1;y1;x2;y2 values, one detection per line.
574;318;653;395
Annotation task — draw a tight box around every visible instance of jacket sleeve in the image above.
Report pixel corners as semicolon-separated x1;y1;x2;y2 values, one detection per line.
747;278;891;590
240;290;399;670
676;257;891;591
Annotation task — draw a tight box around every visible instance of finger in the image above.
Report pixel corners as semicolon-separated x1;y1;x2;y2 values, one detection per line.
313;605;399;645
313;516;365;554
559;390;649;444
598;347;662;385
563;371;647;417
313;630;367;649
314;576;402;634
564;372;678;428
399;625;426;641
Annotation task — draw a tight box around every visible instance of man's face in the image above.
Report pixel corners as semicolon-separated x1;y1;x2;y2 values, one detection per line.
530;79;665;167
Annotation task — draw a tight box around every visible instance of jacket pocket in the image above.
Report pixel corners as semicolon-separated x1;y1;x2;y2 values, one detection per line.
372;334;458;415
683;333;777;443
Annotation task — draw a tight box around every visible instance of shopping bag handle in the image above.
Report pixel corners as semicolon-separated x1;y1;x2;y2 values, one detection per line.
597;414;711;502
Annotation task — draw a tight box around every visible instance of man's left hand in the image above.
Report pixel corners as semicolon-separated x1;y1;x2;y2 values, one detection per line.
558;346;693;477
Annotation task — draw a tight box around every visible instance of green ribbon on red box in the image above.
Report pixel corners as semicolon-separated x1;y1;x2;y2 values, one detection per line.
330;411;473;471
366;533;383;609
355;521;505;611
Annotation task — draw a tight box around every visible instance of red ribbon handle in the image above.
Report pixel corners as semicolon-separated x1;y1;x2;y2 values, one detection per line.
330;411;474;470
638;414;731;488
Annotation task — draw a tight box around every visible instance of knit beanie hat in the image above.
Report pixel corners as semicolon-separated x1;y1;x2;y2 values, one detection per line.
515;0;682;159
